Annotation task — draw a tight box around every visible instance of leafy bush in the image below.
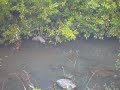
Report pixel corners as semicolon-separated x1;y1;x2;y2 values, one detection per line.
0;0;120;44
104;83;119;90
115;53;120;71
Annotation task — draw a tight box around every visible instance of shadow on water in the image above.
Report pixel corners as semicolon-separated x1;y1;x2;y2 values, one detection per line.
0;38;119;90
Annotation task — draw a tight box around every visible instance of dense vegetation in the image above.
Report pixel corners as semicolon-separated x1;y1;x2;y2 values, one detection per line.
0;0;120;44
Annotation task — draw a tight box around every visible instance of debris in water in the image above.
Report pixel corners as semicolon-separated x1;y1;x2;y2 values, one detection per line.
32;36;45;44
65;74;73;79
0;60;2;66
4;56;8;57
56;79;76;89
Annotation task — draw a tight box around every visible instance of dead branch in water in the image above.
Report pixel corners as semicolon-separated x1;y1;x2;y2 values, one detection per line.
84;70;99;90
5;69;41;90
8;73;27;90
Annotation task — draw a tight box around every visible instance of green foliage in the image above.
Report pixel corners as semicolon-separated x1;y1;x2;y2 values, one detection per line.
115;53;120;71
0;0;120;43
104;83;119;90
33;87;41;90
3;24;21;43
0;0;8;4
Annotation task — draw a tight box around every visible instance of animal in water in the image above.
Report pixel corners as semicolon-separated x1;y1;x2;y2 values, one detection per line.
32;36;45;44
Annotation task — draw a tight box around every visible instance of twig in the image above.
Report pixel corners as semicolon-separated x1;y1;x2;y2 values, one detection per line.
62;66;66;77
22;70;31;82
13;73;27;90
22;70;35;90
84;70;99;90
73;59;77;70
66;57;73;63
82;72;89;87
91;83;97;90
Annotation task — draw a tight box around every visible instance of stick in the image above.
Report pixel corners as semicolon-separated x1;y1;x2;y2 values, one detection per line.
14;73;27;90
91;83;97;90
73;59;77;70
62;66;66;77
84;70;99;90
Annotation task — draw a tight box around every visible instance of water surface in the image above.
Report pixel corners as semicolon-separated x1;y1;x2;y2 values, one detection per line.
0;38;119;89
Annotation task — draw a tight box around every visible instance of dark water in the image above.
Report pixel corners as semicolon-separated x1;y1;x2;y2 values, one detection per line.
0;38;119;90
